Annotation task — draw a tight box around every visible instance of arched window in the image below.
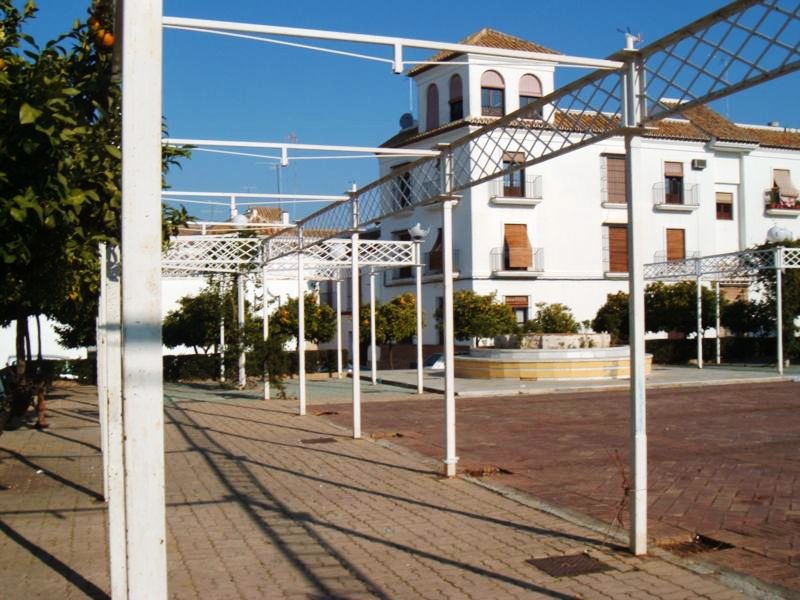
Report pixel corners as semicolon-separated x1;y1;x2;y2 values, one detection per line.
426;84;439;130
449;74;463;121
481;70;505;117
519;74;543;118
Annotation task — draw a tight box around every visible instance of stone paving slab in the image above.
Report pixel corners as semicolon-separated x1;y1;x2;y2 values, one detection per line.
0;383;764;599
316;381;800;596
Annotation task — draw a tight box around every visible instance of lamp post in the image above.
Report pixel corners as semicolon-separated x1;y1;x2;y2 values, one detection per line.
408;223;429;394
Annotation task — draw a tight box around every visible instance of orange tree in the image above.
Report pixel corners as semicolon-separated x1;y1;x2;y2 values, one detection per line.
0;1;187;426
359;292;422;369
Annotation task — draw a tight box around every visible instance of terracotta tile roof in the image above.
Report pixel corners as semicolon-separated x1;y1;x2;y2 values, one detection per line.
407;28;559;77
737;126;800;150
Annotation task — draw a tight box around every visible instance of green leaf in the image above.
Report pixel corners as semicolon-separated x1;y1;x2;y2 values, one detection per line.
105;144;121;159
19;102;42;125
10;207;25;221
61;87;80;96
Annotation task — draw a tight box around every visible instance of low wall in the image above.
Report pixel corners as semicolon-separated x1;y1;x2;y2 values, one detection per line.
455;346;652;380
495;333;611;350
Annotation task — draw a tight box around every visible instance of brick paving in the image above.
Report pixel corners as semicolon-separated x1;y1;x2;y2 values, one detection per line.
0;382;768;599
318;381;800;595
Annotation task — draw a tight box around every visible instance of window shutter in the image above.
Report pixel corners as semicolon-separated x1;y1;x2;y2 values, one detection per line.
608;225;628;273
504;224;532;269
664;161;684;177
428;228;443;273
505;295;529;308
666;228;685;261
606;155;626;203
774;169;799;196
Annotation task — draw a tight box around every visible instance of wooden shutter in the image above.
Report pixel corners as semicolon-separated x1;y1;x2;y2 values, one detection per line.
715;192;733;220
666;228;685;261
608;225;628;273
504;224;532;269
505;295;529;308
664;162;684;177
606;155;626;203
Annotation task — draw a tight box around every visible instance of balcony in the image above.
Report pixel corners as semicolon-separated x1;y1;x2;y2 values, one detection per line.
490;247;544;277
652;250;700;263
384;249;460;284
489;175;543;206
764;189;800;216
652;182;699;211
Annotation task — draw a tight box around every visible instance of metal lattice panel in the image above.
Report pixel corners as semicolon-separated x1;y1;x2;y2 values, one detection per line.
162;236;263;276
643;247;795;280
266;0;800;259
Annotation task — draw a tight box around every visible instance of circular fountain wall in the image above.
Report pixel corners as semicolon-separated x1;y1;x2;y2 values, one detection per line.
454;334;652;380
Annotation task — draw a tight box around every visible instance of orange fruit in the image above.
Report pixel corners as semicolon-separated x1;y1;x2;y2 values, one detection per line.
88;16;101;31
100;32;114;48
0;58;6;71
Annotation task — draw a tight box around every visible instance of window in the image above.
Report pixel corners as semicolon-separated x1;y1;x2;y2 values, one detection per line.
393;231;412;278
436;296;444;344
664;162;684;204
666;228;685;261
503;224;533;270
505;296;529;325
428;228;443;273
716;192;733;220
481;70;505;117
519;74;542;118
772;169;799;208
425;84;439;131
607;224;628;273
502;153;525;197
604;154;627;204
449;74;463;121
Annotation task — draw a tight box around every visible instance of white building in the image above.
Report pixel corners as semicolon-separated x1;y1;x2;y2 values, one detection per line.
370;28;800;349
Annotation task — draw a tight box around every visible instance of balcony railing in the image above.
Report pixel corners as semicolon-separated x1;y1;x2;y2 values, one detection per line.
384;249;460;283
652;250;700;263
489;175;542;201
764;189;800;213
490;247;544;274
652;182;699;209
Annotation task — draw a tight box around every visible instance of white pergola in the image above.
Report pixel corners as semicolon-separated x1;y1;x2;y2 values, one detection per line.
106;1;800;596
644;245;800;373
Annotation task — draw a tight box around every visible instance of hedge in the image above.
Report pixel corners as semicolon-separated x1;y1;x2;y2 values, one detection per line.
645;337;794;365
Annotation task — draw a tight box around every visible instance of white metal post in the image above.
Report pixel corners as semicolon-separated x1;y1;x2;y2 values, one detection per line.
370;268;377;385
237;275;246;388
715;280;721;365
104;246;127;599
351;197;361;439
336;279;343;378
97;243;109;500
696;273;704;369
776;248;784;375
297;228;307;415
623;49;647;556
262;264;269;400
120;0;167;594
219;299;226;383
442;197;458;478
415;240;424;394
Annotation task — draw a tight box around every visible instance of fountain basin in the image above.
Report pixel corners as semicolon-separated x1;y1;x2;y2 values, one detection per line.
454;346;651;380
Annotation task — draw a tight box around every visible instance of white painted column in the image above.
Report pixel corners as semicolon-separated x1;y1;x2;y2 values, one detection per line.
715;280;721;365
442;198;458;478
415;241;424;394
120;1;167;594
351;197;362;439
336;279;343;378
370;268;377;385
237;275;246;388
776;248;784;375
104;246;127;599
625;134;648;555
96;243;109;500
696;273;704;369
219;312;226;382
262;265;269;400
297;229;307;415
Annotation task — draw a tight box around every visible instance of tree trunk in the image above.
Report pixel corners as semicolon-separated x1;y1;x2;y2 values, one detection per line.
388;344;394;370
36;315;43;361
24;320;32;363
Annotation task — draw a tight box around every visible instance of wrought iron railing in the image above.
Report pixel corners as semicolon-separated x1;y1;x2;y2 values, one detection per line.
488;175;543;200
652;182;699;207
490;247;544;273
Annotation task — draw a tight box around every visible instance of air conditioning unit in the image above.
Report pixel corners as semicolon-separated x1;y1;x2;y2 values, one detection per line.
691;159;707;170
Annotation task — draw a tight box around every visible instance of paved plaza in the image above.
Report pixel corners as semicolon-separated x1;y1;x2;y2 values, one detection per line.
0;380;772;599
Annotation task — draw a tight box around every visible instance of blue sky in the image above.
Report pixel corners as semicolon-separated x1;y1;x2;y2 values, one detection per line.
20;1;800;222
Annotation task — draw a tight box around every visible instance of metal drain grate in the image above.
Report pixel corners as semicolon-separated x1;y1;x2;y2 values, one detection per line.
300;437;337;444
526;553;612;578
660;534;734;557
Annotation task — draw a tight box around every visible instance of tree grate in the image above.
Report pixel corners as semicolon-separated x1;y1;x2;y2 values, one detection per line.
300;437;337;444
526;553;612;578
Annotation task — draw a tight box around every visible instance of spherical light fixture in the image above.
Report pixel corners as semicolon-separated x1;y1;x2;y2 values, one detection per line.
407;222;429;241
766;224;793;243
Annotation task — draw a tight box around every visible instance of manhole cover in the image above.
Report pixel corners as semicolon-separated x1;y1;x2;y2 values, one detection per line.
526;553;612;578
660;534;734;556
300;437;337;444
